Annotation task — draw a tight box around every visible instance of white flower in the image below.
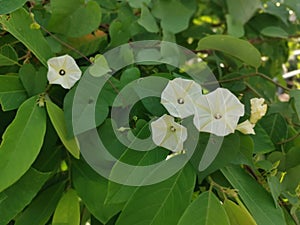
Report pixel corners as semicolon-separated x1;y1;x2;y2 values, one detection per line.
150;114;187;152
47;54;82;89
236;120;255;135
250;98;267;124
161;78;202;118
193;88;244;136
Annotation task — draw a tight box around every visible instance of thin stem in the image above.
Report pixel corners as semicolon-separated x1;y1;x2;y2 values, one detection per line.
277;132;300;145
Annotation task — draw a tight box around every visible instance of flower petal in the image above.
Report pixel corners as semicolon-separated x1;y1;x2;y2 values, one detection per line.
47;54;82;89
161;78;202;118
150;114;187;152
236;119;255;134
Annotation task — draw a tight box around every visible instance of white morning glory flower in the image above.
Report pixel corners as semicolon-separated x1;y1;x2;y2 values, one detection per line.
150;114;187;152
250;98;267;124
47;54;82;89
236;119;255;135
193;88;244;136
161;78;202;118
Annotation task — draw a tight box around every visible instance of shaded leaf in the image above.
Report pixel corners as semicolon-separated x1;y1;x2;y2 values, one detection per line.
0;75;27;111
138;5;159;33
15;182;65;225
0;44;19;66
261;26;288;38
72;159;122;224
0;168;49;225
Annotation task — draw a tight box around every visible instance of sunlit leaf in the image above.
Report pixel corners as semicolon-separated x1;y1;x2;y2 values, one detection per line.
197;35;261;68
0;96;46;192
46;100;80;159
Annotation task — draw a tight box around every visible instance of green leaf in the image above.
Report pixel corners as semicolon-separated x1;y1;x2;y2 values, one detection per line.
152;0;196;33
52;189;80;225
0;8;54;67
261;26;289;38
0;0;27;14
90;54;112;77
48;0;102;38
60;30;107;59
290;90;300;121
259;114;288;145
128;0;151;8
0;168;49;225
115;164;196;225
223;199;258;225
267;176;281;208
19;64;48;97
0;75;27;111
138;5;159;33
72;159;122;224
222;165;286;225
197;35;261;68
191;133;240;180
0;96;46;192
178;191;231;225
226;0;261;25
46;100;80;159
0;44;19;66
251;124;275;154
232;134;254;166
64;83;109;137
14;182;65;225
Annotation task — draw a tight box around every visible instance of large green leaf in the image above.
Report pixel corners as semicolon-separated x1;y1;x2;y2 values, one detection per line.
226;0;261;25
0;0;27;14
72;159;122;224
0;168;49;225
222;166;286;225
138;5;159;33
178;191;231;225
0;96;46;192
0;8;54;67
19;63;48;97
0;45;19;66
251;124;275;154
47;0;102;38
259;114;288;145
152;0;196;33
52;189;80;225
14;182;65;225
0;75;27;111
191;133;240;181
290;90;300;121
197;35;261;68
115;164;196;225
46;100;80;159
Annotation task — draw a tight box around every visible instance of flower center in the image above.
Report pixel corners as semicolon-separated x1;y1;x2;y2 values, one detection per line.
177;98;184;104
214;113;222;119
59;69;66;76
170;126;176;132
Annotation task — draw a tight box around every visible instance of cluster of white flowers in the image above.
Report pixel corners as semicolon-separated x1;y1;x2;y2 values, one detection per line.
151;78;267;153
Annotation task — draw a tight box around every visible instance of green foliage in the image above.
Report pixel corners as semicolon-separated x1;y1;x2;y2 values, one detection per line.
0;0;300;224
